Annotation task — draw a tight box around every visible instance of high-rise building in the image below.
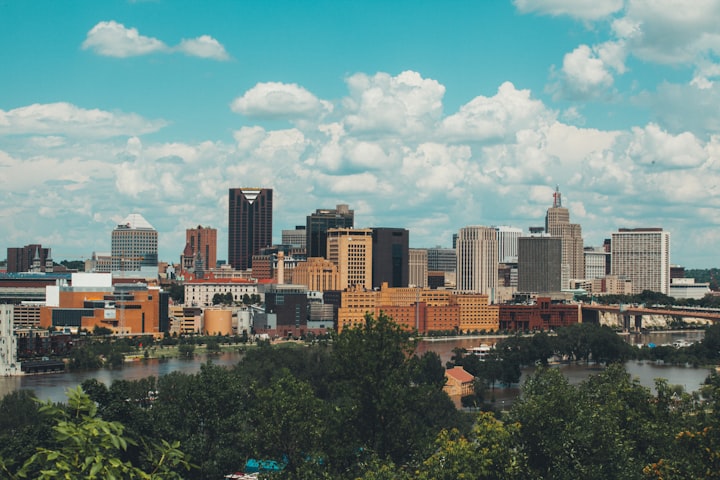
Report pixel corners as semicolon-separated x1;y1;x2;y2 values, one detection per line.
228;188;273;271
372;228;409;288
409;249;428;288
584;247;610;279
185;225;217;271
494;226;523;263
545;186;584;287
6;244;52;273
111;214;158;272
456;226;498;299
518;235;562;293
326;228;372;290
427;247;456;273
611;228;670;294
282;226;307;250
306;204;354;259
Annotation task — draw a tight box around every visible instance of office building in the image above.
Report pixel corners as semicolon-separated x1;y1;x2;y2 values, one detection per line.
611;228;670;294
293;257;340;292
409;249;428;288
372;227;409;288
427;247;456;273
282;226;307;250
494;226;523;263
327;228;373;290
584;247;610;279
456;226;498;299
306;204;354;259
545;186;584;287
185;225;218;272
228;188;273;271
111;214;158;272
518;235;562;293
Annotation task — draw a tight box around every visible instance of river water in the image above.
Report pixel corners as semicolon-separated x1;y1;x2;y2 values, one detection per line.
0;331;714;404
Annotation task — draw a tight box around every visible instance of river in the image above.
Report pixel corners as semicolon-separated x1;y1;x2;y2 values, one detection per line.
0;331;714;404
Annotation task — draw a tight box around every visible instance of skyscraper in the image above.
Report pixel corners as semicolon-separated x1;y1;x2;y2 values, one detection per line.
306;204;354;259
456;226;498;299
611;228;670;294
371;227;409;288
228;188;273;271
409;248;428;288
111;214;158;271
494;226;523;263
545;186;584;287
518;235;563;293
326;228;372;290
185;225;217;271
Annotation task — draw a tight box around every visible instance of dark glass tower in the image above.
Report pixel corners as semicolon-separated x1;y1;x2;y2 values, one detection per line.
305;204;354;259
228;188;273;270
372;227;409;288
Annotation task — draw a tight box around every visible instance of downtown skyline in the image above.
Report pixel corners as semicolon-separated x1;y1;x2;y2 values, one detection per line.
1;1;720;268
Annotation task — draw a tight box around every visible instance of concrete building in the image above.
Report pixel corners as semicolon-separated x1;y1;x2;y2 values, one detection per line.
409;249;428;288
293;257;340;292
183;279;259;307
87;252;112;273
611;228;670;294
670;278;711;300
494;226;523;263
518;235;562;293
327;228;373;290
306;204;354;259
499;297;580;331
111;214;158;272
228;188;273;271
584;247;610;279
282;226;307;251
372;227;409;288
545;186;584;287
456;226;498;299
0;304;21;375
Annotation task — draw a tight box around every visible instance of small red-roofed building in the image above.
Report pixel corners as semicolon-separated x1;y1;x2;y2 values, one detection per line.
443;366;475;397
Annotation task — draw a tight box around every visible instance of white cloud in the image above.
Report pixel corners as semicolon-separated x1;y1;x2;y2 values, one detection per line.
82;21;229;61
176;35;229;61
625;123;706;169
342;71;445;137
82;21;168;57
513;0;623;20
0;102;166;137
231;82;332;119
441;82;551;141
551;42;627;100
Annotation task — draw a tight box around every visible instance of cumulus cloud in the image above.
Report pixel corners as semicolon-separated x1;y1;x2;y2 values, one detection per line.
231;82;332;120
82;21;229;60
0;102;166;137
625;123;706;169
513;0;623;20
551;41;626;100
441;82;550;141
342;70;445;137
176;35;229;60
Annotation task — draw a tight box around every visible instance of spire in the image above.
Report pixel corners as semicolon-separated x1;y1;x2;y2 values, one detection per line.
552;185;562;208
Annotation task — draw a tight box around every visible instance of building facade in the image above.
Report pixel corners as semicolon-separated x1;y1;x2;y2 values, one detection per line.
293;257;340;292
494;226;523;263
409;248;428;288
185;225;218;272
427;247;456;273
545;186;584;287
111;214;158;272
456;226;498;299
372;227;409;288
228;188;273;271
327;228;373;290
7;244;52;273
611;228;670;294
306;204;354;259
518;236;562;293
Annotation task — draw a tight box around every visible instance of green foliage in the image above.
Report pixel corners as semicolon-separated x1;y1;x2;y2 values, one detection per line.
177;343;195;357
1;386;192;479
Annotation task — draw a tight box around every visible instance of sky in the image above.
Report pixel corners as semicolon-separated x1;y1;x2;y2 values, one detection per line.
1;0;719;269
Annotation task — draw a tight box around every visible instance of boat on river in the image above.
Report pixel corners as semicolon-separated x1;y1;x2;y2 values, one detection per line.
468;344;492;360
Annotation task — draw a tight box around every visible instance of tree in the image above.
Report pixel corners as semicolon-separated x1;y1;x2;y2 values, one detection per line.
0;386;192;479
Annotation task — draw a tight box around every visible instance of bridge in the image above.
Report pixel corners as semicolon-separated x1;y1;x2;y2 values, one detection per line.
581;304;720;330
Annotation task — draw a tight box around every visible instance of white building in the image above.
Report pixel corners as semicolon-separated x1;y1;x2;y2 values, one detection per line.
111;213;158;273
0;304;22;376
584;247;609;279
611;228;670;294
409;248;428;288
184;280;259;307
456;226;498;300
494;226;523;264
670;278;711;300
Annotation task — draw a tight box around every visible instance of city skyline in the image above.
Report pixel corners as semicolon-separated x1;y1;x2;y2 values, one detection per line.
2;1;720;268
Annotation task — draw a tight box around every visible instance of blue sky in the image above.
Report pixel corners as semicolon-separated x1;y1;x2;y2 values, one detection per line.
1;0;719;268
